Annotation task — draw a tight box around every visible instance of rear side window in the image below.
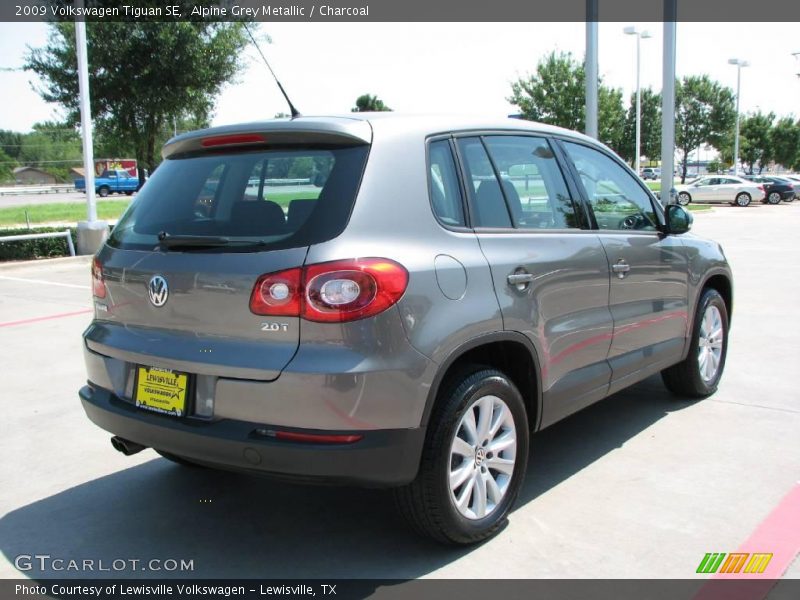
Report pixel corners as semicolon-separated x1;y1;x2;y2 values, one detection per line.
482;136;579;229
457;137;512;228
428;140;466;227
108;145;369;251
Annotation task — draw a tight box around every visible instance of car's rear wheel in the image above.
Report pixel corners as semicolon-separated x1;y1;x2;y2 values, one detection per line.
677;192;691;206
661;288;729;398
394;367;529;544
734;192;751;207
97;186;110;197
767;191;781;205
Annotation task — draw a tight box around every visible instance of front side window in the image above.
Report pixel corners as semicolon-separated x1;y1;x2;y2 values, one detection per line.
563;141;658;232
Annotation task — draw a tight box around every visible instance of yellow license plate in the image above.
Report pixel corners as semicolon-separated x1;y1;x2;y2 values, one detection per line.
134;366;189;417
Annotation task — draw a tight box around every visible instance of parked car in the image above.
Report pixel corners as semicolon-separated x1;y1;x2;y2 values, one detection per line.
641;167;660;180
772;174;800;200
80;115;732;544
742;175;794;204
675;175;765;206
75;169;139;197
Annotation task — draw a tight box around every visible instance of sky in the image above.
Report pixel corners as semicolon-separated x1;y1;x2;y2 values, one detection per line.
0;22;798;133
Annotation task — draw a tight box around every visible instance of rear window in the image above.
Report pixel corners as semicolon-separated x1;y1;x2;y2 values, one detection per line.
108;145;369;251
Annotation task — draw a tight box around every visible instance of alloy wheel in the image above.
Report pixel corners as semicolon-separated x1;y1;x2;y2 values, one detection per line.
697;305;724;383
448;395;517;520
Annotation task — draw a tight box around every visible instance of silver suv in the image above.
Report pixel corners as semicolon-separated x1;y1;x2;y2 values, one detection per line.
80;115;732;544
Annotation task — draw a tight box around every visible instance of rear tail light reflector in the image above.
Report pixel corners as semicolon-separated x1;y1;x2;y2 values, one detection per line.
256;428;363;444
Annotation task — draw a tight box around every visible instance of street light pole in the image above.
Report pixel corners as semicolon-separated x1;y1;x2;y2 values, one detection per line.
728;58;749;177
585;2;599;139
624;27;652;174
74;1;108;255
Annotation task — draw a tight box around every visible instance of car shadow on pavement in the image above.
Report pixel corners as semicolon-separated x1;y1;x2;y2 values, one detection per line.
0;375;693;581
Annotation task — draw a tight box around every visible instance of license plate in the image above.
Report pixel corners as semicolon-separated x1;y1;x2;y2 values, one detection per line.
134;366;189;417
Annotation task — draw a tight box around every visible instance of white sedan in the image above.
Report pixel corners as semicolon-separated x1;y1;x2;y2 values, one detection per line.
675;175;765;207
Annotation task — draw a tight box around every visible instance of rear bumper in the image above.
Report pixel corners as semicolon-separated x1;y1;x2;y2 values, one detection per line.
79;385;425;487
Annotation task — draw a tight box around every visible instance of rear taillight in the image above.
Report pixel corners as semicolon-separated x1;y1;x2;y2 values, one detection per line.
249;258;408;323
758;185;765;192
91;257;106;298
249;267;302;316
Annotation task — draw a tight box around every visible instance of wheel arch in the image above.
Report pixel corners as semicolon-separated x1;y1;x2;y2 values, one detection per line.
421;332;543;433
697;271;733;330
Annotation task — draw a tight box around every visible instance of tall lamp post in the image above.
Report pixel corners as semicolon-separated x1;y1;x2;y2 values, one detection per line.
624;26;652;175
728;58;749;176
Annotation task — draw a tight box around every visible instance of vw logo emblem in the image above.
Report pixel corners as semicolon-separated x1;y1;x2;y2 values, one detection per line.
148;275;169;307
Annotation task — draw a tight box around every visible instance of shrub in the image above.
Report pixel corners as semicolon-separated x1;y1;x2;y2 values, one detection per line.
0;226;78;261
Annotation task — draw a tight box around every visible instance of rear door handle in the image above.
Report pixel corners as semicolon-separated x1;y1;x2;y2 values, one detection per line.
507;271;534;290
507;272;534;285
612;259;630;278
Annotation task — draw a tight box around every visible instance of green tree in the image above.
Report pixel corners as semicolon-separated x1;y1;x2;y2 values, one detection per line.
0;130;24;160
620;87;661;165
25;21;249;184
674;75;736;183
0;149;16;183
17;122;82;182
508;51;626;153
351;94;392;112
738;111;775;174
770;117;800;171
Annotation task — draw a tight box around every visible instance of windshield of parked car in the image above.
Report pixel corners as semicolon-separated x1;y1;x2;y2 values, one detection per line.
108;145;369;252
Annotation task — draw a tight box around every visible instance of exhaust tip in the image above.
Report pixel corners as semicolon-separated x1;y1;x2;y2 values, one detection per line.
110;436;147;456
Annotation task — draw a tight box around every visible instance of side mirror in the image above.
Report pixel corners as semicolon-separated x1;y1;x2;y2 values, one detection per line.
666;204;693;235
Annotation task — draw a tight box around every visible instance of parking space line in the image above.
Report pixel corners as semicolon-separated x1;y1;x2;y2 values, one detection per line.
0;308;93;328
0;275;91;290
713;482;800;580
694;482;800;600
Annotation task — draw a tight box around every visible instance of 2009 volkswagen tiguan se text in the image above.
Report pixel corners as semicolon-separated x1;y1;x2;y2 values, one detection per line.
80;114;732;544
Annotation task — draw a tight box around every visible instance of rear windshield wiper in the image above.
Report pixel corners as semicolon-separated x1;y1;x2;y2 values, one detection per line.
157;232;231;248
157;232;267;250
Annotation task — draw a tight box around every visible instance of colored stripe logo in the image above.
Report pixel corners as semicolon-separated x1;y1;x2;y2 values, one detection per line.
696;552;773;574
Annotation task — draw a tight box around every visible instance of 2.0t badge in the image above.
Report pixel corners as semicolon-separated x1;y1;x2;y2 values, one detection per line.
148;275;169;307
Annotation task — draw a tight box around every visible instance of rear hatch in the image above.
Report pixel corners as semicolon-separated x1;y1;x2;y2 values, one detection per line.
87;123;371;381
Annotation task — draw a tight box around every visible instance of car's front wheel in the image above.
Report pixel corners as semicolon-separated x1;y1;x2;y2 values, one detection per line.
677;192;692;206
394;367;529;544
766;191;781;205
661;288;729;398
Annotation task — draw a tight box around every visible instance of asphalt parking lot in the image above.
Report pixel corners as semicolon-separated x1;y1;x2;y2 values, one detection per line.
0;203;798;581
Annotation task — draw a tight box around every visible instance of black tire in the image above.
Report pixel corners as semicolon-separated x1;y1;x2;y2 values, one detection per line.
734;192;751;207
156;450;206;468
393;367;529;545
677;192;691;206
97;186;110;197
661;288;729;398
125;191;133;196
767;191;781;205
